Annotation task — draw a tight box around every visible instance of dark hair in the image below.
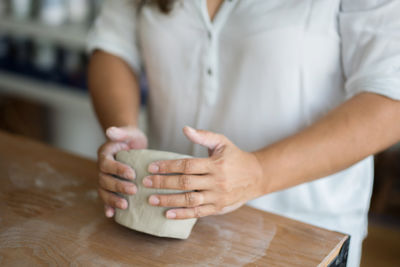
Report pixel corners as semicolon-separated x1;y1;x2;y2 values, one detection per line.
139;0;175;13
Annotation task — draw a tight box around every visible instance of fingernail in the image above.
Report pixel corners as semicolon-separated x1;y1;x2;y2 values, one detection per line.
185;126;196;133
149;195;160;205
106;127;118;138
106;127;115;134
105;209;113;218
129;170;136;180
119;200;128;209
123;169;136;180
126;185;137;194
166;210;176;219
142;177;153;187
148;163;159;173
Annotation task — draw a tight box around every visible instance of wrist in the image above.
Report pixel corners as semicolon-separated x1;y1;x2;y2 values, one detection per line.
250;151;270;197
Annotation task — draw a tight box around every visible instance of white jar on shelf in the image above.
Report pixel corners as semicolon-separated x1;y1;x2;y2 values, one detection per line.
67;0;90;25
39;0;67;26
11;0;33;20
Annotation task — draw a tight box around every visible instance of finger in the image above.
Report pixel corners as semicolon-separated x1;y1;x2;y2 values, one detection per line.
166;205;217;219
183;126;226;151
104;204;115;218
106;126;133;141
106;126;144;142
149;191;216;208
98;188;128;210
143;174;212;190
106;127;148;150
98;141;136;179
148;158;210;174
99;173;137;195
99;154;136;180
98;141;130;158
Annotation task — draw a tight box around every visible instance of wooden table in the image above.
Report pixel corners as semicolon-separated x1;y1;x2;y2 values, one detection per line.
0;131;349;266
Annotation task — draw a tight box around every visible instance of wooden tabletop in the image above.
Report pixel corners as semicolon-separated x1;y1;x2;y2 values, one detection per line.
0;131;349;266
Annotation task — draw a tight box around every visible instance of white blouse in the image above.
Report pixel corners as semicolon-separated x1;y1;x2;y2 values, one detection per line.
87;1;400;266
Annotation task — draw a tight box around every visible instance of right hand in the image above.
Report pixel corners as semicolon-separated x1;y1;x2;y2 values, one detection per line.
97;126;148;218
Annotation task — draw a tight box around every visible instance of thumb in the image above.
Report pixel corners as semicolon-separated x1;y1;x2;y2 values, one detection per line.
183;126;226;152
106;126;144;142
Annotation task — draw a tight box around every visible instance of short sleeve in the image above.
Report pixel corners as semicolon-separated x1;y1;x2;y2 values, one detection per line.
339;0;400;100
87;0;142;75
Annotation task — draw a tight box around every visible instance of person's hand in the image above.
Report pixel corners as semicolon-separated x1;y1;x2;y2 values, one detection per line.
142;126;266;219
97;126;148;218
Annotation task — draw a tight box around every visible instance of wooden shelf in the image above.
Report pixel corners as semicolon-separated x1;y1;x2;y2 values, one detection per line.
0;71;90;111
0;16;88;50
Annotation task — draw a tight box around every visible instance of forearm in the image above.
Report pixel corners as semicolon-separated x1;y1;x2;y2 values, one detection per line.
254;92;400;195
88;50;141;131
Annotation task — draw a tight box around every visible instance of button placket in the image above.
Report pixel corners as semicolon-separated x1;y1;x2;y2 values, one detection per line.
204;27;220;105
199;0;236;105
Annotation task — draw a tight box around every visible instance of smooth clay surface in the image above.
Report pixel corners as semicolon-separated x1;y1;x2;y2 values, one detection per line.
115;149;197;239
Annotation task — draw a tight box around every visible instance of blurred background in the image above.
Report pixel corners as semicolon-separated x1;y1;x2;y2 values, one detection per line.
0;0;398;266
0;0;105;159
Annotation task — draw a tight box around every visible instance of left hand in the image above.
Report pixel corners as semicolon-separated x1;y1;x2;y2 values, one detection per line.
142;126;265;219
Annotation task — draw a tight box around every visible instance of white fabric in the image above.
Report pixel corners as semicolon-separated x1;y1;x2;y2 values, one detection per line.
87;1;400;266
